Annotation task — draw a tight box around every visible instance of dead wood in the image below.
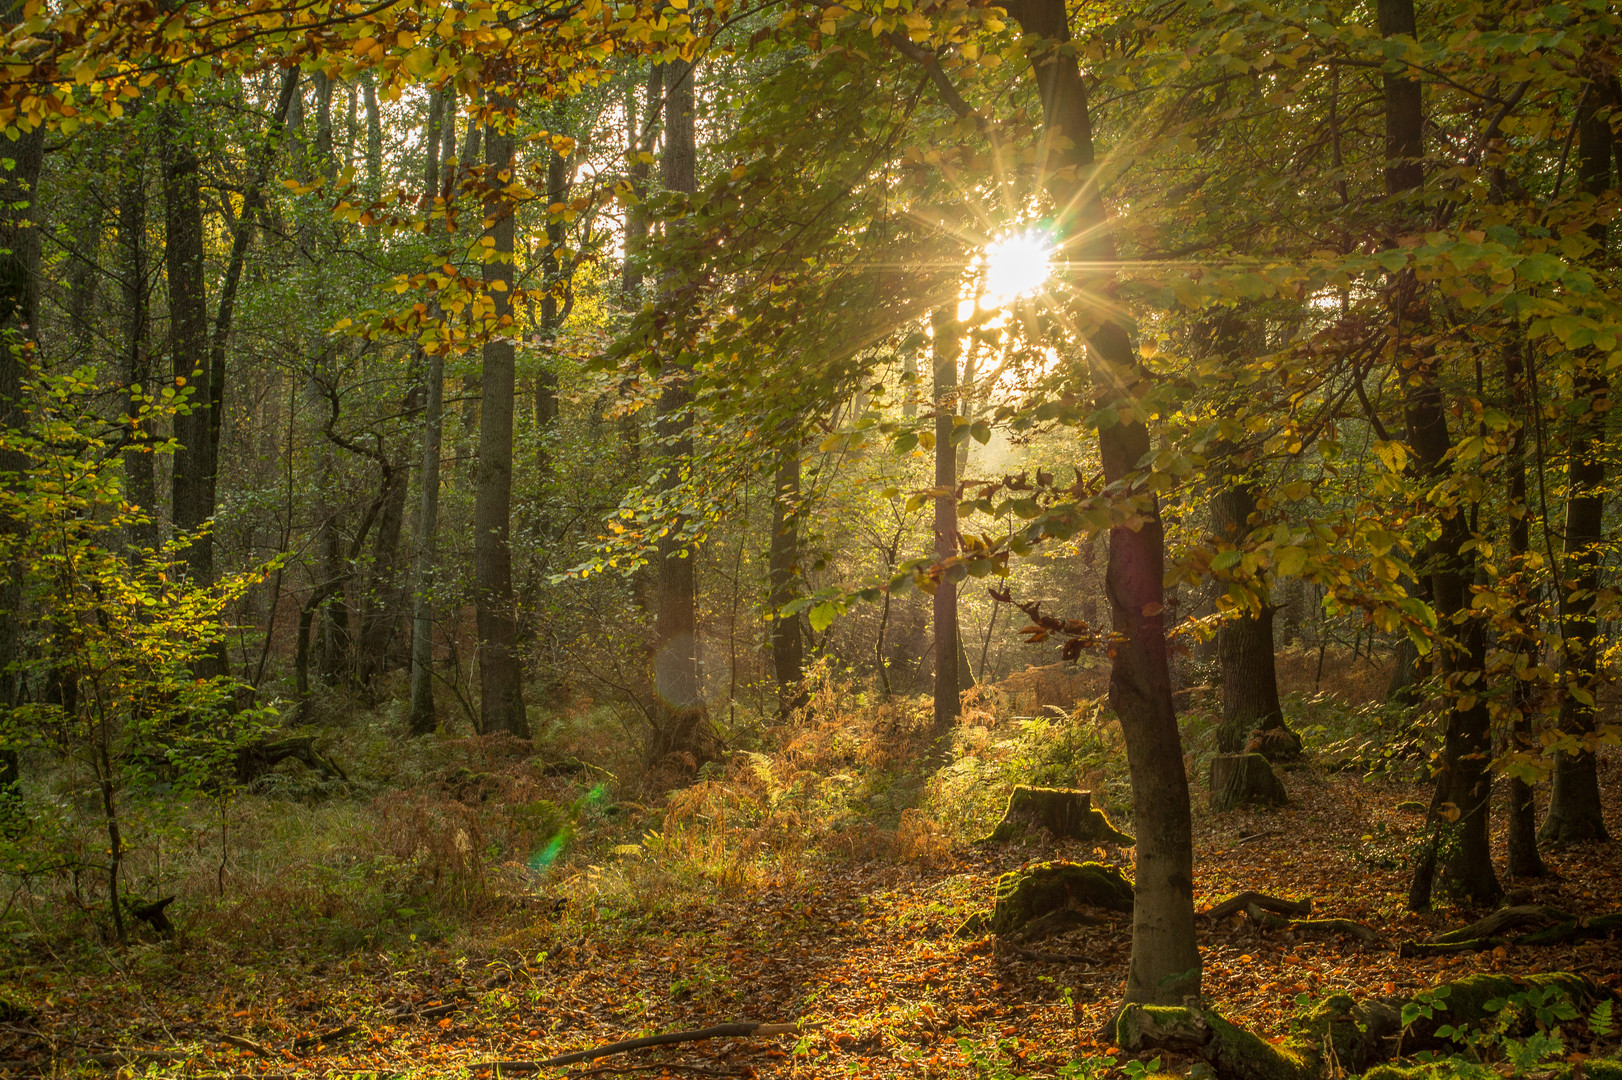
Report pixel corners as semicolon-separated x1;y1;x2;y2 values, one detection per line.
291;1024;358;1050
1243;903;1381;943
1399;910;1622;956
470;1021;810;1071
1429;904;1568;944
235;736;348;784
219;1034;271;1057
1203;891;1311;920
130;895;175;934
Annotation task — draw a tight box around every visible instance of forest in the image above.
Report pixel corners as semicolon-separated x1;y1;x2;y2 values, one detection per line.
0;0;1620;1074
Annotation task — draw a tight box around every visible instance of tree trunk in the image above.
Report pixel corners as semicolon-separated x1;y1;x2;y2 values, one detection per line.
356;447;410;690
1502;334;1546;876
1210;482;1289;754
361;71;383;199
768;445;804;703
409;94;448;737
472;98;528;738
931;304;962;732
1003;0;1200;1005
649;58;704;760
1381;0;1499;910
0;68;44;807
118;146;159;554
534;141;568;492
161;110;216;588
1541;84;1613;845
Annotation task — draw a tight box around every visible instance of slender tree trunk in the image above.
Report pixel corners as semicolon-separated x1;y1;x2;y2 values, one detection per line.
409;93;448;736
768;445;804;704
1541;83;1613;845
356;448;410;690
0;73;44;806
649;59;703;760
362;71;383;199
1003;0;1200;1004
1503;334;1547;876
534;142;568;492
473;98;528;737
931;305;962;732
119;148;159;554
1380;0;1500;909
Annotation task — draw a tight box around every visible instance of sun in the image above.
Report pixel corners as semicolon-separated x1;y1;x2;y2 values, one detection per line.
983;229;1055;303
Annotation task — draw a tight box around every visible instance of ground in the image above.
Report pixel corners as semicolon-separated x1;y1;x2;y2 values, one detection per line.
2;682;1620;1079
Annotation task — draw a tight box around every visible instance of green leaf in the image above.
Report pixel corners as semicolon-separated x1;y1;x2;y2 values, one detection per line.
808;601;839;633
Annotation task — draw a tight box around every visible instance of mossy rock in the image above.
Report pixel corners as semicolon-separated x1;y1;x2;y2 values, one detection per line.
1294;992;1400;1072
987;860;1133;935
981;786;1134;846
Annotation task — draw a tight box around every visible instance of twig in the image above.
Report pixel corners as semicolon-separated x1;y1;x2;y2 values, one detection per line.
568;1066;747;1078
292;1024;359;1050
999;941;1099;965
469;1022;811;1072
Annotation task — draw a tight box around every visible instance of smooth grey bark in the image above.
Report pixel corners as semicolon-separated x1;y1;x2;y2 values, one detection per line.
472;98;528;738
1001;0;1201;1004
1211;480;1289;754
362;71;383;198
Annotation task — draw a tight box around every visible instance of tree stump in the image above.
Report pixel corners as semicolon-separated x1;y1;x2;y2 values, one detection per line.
983;860;1134;936
1209;753;1287;811
982;786;1134;845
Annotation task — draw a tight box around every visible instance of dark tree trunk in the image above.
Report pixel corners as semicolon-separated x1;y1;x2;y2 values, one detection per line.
356;443;410;690
473;98;528;738
1210;482;1288;754
768;446;804;702
1003;0;1200;1005
161;110;216;588
1376;0;1499;910
0;76;44;807
1503;335;1546;876
118;147;159;553
649;58;704;759
931;304;962;733
1541;85;1613;845
534;142;568;492
409;94;448;737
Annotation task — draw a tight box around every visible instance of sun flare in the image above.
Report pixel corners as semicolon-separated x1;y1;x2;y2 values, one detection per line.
983;229;1055;303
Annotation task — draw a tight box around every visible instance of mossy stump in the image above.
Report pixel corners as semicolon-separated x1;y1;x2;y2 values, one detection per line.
982;786;1133;846
984;860;1133;936
1245;724;1303;762
1117;1005;1312;1080
1210;753;1288;812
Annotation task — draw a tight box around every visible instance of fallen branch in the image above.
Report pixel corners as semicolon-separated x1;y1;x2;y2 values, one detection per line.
219;1034;272;1058
1203;892;1311;921
566;1066;747;1078
1399;910;1622;957
291;1024;358;1050
469;1022;810;1072
1429;905;1567;944
1244;903;1382;943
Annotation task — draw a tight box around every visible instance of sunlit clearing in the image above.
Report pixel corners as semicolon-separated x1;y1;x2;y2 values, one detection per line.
983;229;1054;303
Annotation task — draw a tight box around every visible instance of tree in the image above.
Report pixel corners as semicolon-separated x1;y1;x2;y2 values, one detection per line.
473;90;529;738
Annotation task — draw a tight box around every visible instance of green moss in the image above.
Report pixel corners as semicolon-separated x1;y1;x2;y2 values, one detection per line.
988;861;1133;934
1204;1010;1312;1080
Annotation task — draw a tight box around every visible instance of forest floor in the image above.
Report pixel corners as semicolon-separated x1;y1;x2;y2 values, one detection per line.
3;690;1621;1079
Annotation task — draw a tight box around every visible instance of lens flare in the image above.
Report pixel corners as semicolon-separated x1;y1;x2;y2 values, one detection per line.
983;229;1055;302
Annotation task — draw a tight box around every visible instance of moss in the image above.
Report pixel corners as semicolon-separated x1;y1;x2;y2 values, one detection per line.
1203;1010;1313;1080
988;861;1134;934
1115;1005;1209;1052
